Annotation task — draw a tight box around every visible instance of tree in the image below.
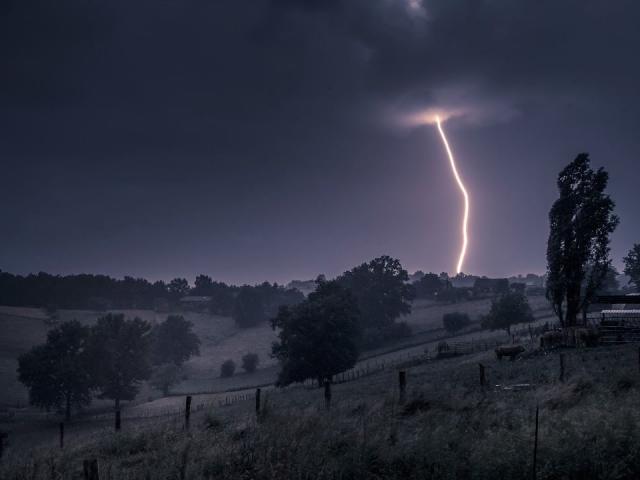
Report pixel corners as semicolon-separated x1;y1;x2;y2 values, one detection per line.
168;278;190;300
232;286;266;327
149;363;182;396
624;244;640;292
253;282;305;318
17;321;94;420
241;353;259;373
192;275;214;295
481;292;534;334
271;280;360;386
87;314;152;411
151;315;200;366
337;255;414;331
546;154;619;327
220;359;236;378
413;273;444;299
442;312;471;333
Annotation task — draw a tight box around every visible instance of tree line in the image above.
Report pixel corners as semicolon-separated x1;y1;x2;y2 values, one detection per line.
17;254;416;416
0;270;305;328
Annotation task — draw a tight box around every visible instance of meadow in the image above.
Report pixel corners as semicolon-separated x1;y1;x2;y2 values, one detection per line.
2;339;639;479
0;296;553;408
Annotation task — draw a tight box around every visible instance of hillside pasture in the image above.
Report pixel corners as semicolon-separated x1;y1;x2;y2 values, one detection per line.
0;306;274;407
402;295;553;333
3;342;640;479
0;295;554;407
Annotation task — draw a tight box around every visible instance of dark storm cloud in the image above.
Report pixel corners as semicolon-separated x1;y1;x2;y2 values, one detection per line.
1;1;639;282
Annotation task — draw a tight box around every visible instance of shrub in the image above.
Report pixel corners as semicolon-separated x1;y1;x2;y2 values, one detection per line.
220;359;236;378
241;353;259;373
442;312;471;333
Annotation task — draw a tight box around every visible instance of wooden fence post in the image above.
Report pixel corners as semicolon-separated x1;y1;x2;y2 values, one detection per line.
255;388;261;417
115;409;121;432
0;430;6;460
59;422;64;449
185;396;192;430
559;354;565;383
398;370;407;404
83;459;99;480
532;405;539;480
479;363;486;387
324;380;332;410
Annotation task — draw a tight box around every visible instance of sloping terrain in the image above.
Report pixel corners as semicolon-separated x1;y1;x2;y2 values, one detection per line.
2;342;639;479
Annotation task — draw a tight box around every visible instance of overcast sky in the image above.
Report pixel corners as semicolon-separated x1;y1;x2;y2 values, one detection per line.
1;0;638;285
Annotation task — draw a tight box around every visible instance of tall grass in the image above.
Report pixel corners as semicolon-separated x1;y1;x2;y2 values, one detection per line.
2;345;640;479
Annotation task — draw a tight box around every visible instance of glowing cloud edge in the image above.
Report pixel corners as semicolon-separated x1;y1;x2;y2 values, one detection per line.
435;116;469;274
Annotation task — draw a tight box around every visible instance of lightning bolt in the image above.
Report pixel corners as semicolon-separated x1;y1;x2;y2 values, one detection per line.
436;116;469;274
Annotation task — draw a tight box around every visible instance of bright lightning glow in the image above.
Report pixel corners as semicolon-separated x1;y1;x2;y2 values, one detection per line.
436;116;469;274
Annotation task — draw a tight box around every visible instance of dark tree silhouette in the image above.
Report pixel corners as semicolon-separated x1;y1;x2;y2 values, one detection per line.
87;314;152;411
481;291;534;334
241;353;260;373
271;280;360;386
233;286;266;327
624;244;640;292
337;255;414;328
168;278;190;300
192;275;214;295
220;359;236;378
17;321;93;420
0;270;171;310
253;282;305;318
151;315;200;366
546;154;619;327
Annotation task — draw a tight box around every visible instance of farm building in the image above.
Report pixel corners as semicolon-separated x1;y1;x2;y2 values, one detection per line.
590;295;640;344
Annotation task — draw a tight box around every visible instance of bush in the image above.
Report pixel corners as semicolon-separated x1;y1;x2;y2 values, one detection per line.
241;353;259;373
220;359;236;378
482;291;534;334
442;312;471;333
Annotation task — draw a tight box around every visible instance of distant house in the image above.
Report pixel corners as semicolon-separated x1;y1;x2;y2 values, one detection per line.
473;278;509;297
179;296;212;312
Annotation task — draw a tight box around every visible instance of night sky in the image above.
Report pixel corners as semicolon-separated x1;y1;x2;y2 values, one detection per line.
1;1;639;285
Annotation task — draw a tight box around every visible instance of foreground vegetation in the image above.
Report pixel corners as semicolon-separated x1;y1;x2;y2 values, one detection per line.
3;342;640;479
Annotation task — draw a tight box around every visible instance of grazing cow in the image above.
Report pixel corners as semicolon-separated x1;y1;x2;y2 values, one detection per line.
495;345;525;361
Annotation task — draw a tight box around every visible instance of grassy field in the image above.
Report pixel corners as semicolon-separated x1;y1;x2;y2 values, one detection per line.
0;306;271;407
2;341;640;479
0;296;553;408
403;295;553;333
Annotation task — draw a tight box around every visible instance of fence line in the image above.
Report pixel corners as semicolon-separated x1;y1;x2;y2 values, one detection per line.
77;328;557;422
